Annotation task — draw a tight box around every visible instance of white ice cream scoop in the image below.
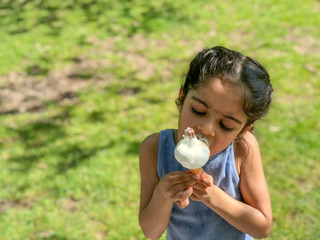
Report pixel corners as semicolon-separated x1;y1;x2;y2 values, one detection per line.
174;127;210;173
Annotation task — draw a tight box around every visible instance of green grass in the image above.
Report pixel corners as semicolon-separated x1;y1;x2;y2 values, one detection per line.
1;0;320;239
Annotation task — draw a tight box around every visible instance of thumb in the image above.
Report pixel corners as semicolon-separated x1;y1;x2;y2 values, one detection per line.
176;198;190;209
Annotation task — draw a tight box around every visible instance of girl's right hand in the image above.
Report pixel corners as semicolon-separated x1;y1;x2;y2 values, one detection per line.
157;171;196;207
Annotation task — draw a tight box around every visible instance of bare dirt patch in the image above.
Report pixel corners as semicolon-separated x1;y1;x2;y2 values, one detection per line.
0;198;32;213
0;58;112;114
285;27;320;55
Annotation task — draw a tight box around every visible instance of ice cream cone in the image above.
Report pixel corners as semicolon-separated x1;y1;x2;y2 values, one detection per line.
174;127;210;173
190;168;202;174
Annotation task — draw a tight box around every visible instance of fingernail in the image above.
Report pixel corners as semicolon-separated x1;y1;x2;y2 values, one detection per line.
192;174;200;179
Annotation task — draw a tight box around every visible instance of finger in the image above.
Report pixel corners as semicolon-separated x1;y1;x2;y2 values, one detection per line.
191;187;202;197
171;170;192;175
192;183;206;191
198;174;213;187
192;174;201;180
176;200;182;208
170;179;196;194
167;172;196;185
174;186;193;201
169;170;193;177
162;178;195;199
190;191;202;201
192;186;210;199
190;193;200;201
176;198;190;209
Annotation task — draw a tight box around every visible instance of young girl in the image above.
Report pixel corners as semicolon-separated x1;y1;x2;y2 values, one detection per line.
139;46;273;240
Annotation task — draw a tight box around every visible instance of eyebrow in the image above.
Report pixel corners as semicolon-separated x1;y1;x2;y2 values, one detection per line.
192;96;209;108
192;96;243;125
223;115;242;125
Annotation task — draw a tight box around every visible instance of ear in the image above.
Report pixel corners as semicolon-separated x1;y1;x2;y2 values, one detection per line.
239;124;253;137
177;87;183;112
179;87;183;98
245;124;253;132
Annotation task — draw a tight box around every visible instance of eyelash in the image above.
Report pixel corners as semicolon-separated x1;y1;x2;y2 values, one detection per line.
191;107;233;132
191;107;206;116
219;122;233;132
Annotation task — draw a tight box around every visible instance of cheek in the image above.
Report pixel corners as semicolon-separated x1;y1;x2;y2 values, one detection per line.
179;110;195;127
183;117;195;127
209;134;235;155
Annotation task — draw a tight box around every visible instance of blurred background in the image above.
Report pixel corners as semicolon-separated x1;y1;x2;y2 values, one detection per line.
0;0;319;239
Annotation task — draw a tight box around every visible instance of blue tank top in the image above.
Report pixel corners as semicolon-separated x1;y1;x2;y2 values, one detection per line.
157;129;253;240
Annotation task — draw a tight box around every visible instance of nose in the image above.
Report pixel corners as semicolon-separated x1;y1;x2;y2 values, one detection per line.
197;119;215;137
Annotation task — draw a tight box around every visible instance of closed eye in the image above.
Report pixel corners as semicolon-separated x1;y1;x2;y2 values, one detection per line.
191;107;206;116
219;121;233;132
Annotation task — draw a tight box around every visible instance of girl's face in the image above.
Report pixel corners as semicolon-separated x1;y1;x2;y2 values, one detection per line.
177;79;248;156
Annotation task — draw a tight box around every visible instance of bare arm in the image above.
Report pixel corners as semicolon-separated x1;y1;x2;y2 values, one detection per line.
191;132;272;238
139;134;196;239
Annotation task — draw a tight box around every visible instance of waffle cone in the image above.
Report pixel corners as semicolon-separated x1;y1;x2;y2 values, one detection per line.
190;168;202;174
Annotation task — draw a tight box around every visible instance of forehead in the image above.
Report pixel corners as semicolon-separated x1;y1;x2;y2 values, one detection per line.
190;79;247;120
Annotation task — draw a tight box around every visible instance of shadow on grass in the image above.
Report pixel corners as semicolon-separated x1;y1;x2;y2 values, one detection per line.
4;107;105;175
1;0;193;42
125;141;141;156
36;234;68;240
55;144;106;174
5;116;67;171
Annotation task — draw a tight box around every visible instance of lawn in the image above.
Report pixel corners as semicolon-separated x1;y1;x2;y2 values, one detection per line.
0;0;319;239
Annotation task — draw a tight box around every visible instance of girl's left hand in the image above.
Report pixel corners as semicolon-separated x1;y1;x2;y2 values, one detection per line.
190;171;214;202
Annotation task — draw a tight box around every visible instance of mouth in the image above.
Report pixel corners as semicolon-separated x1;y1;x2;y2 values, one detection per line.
195;133;210;146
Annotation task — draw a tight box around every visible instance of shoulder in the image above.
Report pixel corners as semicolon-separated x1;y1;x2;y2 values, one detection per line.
140;133;160;157
139;133;160;173
234;131;261;174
